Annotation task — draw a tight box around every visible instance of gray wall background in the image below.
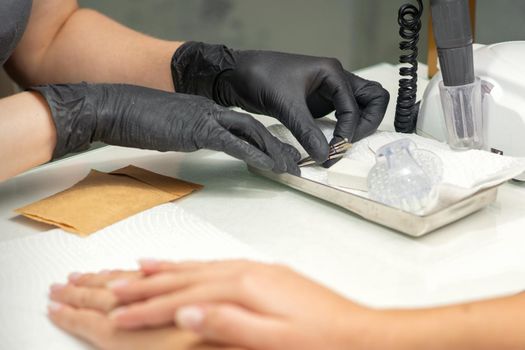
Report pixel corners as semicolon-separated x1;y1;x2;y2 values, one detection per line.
79;0;525;71
2;0;524;95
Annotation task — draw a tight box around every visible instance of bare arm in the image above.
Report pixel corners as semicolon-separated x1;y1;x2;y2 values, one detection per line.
5;0;182;91
1;0;184;181
49;260;525;350
0;92;55;182
380;292;525;350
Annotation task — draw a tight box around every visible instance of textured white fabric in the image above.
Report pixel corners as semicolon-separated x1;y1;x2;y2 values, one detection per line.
269;120;525;214
0;204;266;349
365;132;525;191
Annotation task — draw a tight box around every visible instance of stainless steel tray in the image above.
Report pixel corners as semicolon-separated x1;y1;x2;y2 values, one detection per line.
249;167;498;237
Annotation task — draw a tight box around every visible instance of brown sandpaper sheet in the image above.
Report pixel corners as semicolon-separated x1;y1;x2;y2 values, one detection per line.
15;165;203;236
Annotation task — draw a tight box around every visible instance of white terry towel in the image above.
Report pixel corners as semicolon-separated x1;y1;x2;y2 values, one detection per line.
268;119;525;215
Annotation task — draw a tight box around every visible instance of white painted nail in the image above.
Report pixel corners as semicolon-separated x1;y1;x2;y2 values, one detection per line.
138;258;159;268
107;279;129;290
68;272;82;282
48;301;63;313
50;283;65;292
175;306;204;330
109;307;127;320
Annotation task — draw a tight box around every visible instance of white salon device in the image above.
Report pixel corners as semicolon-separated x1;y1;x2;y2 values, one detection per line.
417;41;525;181
393;0;525;181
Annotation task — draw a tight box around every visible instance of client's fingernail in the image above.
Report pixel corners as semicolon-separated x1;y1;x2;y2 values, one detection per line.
139;259;159;268
48;301;63;313
68;272;82;282
175;306;204;331
107;279;129;290
50;283;65;292
109;307;127;320
99;269;112;275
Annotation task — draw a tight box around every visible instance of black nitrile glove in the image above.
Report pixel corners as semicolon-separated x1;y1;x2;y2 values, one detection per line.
30;83;301;175
171;42;390;164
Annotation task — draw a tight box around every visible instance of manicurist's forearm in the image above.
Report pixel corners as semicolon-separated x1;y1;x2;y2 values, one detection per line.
6;1;182;91
373;292;525;350
0;92;56;182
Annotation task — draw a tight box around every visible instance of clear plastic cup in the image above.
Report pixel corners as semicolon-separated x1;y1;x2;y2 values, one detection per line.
439;77;483;150
368;139;443;213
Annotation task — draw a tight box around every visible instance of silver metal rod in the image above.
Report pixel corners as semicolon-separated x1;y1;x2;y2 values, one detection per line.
297;140;352;167
298;152;346;168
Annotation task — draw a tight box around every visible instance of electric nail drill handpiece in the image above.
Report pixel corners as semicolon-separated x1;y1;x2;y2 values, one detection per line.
430;0;475;87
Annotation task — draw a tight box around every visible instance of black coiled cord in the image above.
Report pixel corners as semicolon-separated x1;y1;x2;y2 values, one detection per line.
394;0;424;133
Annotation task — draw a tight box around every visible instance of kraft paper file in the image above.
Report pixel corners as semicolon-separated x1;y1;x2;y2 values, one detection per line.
15;165;203;236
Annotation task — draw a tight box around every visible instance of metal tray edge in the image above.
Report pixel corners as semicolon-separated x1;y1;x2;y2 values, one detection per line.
249;167;498;237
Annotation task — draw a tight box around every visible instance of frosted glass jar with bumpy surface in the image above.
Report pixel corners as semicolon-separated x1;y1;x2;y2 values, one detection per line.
368;139;443;213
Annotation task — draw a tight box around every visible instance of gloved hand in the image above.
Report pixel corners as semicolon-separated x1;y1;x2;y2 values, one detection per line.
171;42;390;164
31;83;301;175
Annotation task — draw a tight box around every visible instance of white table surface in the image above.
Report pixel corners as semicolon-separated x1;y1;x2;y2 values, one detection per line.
1;64;525;309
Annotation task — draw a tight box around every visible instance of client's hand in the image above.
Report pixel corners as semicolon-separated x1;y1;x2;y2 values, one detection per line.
48;270;243;350
73;260;377;350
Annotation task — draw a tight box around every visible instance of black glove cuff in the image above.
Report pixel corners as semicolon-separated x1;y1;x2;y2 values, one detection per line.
29;83;97;160
171;41;236;101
